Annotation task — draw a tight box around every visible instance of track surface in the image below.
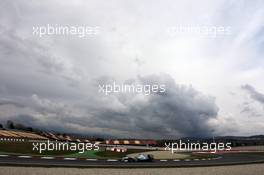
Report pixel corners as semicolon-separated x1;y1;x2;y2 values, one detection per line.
0;152;264;168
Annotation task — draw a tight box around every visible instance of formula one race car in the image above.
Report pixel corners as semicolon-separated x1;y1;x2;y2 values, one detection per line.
121;154;154;162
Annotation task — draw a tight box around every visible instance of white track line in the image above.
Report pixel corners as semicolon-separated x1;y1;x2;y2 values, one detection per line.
107;159;118;162
64;158;76;160
41;157;54;159
86;159;97;161
18;156;31;158
160;160;168;162
173;159;180;161
0;155;9;157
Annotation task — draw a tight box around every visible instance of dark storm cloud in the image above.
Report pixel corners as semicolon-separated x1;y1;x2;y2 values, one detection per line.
0;74;219;138
0;101;24;108
240;84;264;118
89;74;219;138
242;84;264;104
240;105;262;118
0;114;74;133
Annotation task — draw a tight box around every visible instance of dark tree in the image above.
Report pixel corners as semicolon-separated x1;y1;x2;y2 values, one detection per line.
6;120;14;129
26;127;33;132
14;123;26;130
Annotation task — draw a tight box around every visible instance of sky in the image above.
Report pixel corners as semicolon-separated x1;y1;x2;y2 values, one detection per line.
0;0;264;139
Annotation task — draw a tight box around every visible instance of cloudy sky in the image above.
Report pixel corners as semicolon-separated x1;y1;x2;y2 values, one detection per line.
0;0;264;138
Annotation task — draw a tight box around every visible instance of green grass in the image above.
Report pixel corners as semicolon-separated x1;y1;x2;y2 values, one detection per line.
66;150;100;158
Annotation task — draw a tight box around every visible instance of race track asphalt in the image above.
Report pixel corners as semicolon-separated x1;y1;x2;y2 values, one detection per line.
0;152;264;168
